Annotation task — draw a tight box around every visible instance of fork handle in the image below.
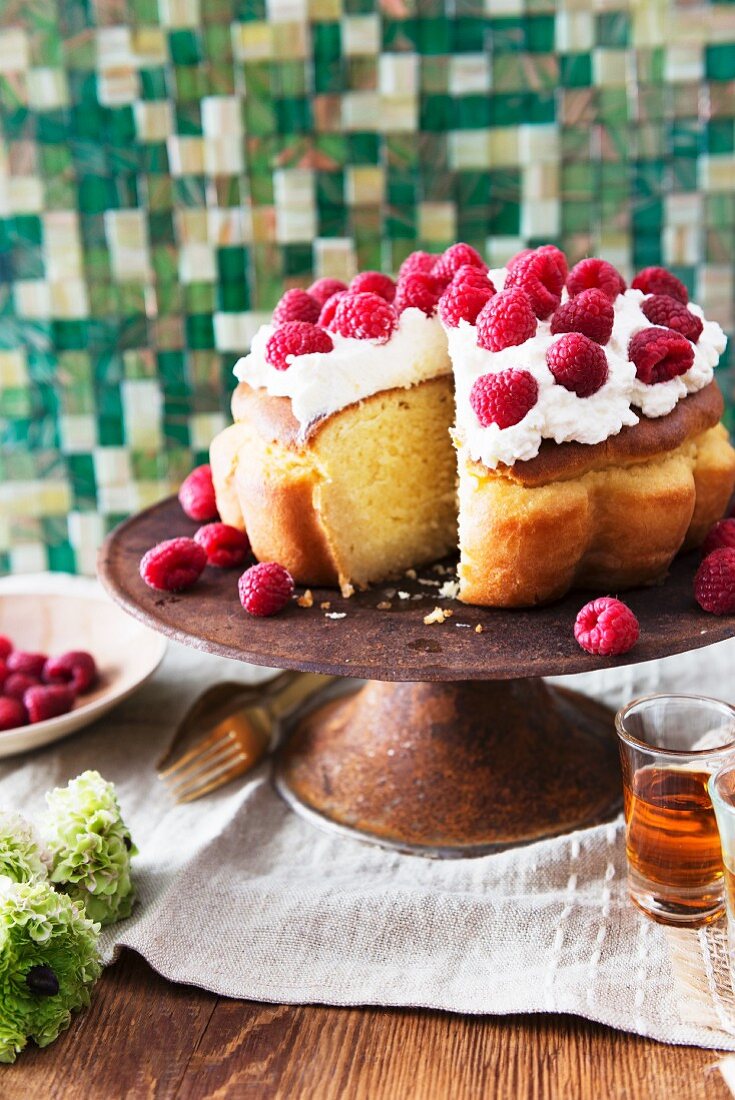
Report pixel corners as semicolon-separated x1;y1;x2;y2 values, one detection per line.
265;672;337;721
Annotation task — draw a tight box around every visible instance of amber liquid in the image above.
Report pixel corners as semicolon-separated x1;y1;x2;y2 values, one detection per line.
624;766;723;909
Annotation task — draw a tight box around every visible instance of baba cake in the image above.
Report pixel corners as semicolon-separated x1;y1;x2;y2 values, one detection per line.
210;247;735;607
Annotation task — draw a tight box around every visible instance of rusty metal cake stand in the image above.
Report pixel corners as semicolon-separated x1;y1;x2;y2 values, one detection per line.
99;497;734;858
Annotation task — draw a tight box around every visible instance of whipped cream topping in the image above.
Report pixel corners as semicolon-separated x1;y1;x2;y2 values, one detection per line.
448;267;727;469
233;307;449;434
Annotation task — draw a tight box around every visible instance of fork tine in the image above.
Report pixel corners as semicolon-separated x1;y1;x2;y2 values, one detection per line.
169;752;251;803
158;727;238;778
161;741;243;795
158;730;239;783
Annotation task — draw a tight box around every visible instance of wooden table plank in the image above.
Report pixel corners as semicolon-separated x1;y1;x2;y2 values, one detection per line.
3;950;731;1100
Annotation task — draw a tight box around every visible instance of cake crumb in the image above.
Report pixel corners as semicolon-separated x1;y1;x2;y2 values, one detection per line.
296;589;314;608
423;606;454;625
438;578;460;599
398;591;411;600
404;568;417;580
325;612;346;620
320;601;331;610
377;601;392;611
475;624;484;634
455;622;470;628
340;581;355;598
418;578;441;587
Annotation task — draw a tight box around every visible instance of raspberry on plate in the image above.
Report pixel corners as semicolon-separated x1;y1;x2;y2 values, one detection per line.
702;518;735;558
265;320;334;370
272;288;320;325
330;292;397;343
349;271;396;302
574;597;639;656
438;281;494;328
504;247;566;319
394;272;441;316
628;327;694;385
179;464;218;522
469;368;539;429
475;288;536;351
0;696;27;731
641;294;703;343
238;562;294;617
194;522;251;568
550;288;614;345
694;548;735;615
306;277;347;306
0;636;12;660
432;243;487;287
140;537;207;592
631;266;688;304
566;258;626;301
7;651;47;679
3;673;40;701
398;250;438;280
43;651;98;694
0;658;6;689
24;684;76;724
317;291;347;329
547;333;609;398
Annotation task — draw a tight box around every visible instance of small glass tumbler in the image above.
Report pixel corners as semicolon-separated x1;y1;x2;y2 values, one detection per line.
708;763;735;969
615;693;735;927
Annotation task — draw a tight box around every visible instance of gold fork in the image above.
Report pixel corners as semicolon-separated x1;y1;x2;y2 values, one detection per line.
157;671;335;803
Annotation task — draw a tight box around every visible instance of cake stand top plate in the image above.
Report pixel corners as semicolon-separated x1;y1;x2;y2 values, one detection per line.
98;497;734;683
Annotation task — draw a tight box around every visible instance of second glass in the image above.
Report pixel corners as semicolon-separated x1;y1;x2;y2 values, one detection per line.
616;693;735;927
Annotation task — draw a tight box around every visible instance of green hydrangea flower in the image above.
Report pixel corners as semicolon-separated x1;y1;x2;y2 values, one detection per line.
0;876;101;1063
0;812;51;884
44;771;137;927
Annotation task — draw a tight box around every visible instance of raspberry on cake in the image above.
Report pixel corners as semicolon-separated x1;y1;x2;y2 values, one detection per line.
475;288;536;351
395;273;441;316
329;292;397;343
632;266;688;303
546;333;608;398
469;369;538;429
307;278;347;306
628;327;694;385
432;243;486;287
272;288;320;325
265;321;333;370
566;257;626;301
439;280;494;328
398;250;438;279
641;295;703;343
504;247;566;319
349;271;396;302
550;289;614;345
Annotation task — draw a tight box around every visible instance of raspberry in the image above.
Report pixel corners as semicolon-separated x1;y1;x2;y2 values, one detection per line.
4;673;40;701
0;636;12;660
394;273;440;316
7;651;47;678
628;327;694;385
546;333;609;398
641;294;702;343
43;651;98;694
694;548;735;615
24;684;76;724
238;562;294;617
398;251;437;280
504;247;566;319
330;292;397;343
508;244;568;280
0;696;27;731
432;243;487;287
140;537;207;592
566;258;626;301
265;321;333;370
306;277;348;306
438;281;494;328
574;597;639;656
0;659;6;689
194;522;251;568
702;518;735;558
272;288;320;325
450;264;495;291
469;369;539;429
475;288;537;351
550;288;614;345
349;271;396;302
631;266;688;304
179;464;218;522
317;291;347;329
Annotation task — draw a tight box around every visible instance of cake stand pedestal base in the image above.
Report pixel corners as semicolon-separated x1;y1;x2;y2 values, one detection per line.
275;678;620;857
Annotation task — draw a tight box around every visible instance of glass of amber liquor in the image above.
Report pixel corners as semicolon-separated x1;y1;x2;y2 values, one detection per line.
616;694;735;927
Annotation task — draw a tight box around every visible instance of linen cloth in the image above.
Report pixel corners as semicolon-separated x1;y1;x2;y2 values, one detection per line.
3;628;735;1050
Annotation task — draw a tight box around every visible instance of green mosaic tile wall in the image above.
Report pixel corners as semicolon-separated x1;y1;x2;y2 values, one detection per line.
0;1;734;574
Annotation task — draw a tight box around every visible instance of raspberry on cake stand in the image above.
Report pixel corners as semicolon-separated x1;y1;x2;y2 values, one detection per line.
99;497;734;857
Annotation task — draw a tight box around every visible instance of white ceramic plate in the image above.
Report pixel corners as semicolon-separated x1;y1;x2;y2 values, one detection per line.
0;573;167;758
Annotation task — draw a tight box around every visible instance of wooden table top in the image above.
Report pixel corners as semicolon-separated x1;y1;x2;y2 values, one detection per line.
3;949;730;1099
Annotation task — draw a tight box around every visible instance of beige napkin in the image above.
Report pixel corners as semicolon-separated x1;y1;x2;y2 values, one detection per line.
4;623;735;1050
